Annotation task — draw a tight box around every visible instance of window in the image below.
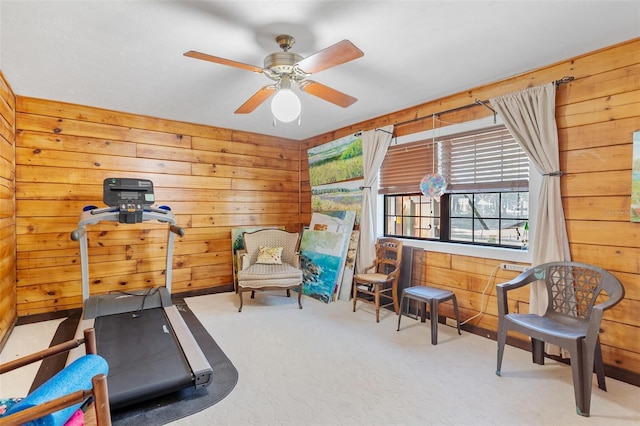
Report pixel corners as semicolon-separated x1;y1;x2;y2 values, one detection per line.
380;123;530;249
385;194;441;239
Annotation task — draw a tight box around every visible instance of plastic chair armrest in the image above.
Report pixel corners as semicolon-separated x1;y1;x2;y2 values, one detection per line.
496;269;537;316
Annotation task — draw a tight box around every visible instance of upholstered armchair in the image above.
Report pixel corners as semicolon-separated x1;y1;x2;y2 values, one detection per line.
236;229;303;312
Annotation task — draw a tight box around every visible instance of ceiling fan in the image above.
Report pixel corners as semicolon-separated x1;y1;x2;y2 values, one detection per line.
184;34;364;121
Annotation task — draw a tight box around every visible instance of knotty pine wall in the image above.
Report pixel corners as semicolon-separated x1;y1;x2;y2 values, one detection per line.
302;38;640;380
13;98;301;316
0;71;16;346
0;38;637;381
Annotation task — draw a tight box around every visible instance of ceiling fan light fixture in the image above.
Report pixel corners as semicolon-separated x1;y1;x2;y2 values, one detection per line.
271;88;301;123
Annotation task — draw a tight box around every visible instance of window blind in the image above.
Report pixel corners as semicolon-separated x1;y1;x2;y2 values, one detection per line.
378;124;528;195
378;139;438;195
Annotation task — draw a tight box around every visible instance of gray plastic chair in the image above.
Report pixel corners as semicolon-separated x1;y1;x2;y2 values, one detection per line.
496;261;624;417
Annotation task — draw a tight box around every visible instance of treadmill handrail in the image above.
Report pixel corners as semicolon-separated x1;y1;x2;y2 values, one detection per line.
71;207;181;302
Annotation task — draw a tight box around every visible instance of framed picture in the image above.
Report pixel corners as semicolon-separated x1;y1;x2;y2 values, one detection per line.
307;132;363;187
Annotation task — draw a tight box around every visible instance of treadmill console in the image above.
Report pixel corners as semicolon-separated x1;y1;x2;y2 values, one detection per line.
103;178;155;223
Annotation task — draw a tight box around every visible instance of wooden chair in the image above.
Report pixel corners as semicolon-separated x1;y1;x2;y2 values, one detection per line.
0;328;111;426
352;238;403;322
496;262;625;417
236;229;304;312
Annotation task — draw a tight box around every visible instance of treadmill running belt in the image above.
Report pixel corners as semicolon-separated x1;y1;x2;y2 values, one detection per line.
94;307;193;409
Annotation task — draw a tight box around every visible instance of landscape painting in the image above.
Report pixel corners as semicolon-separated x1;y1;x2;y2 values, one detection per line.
309;210;356;234
300;230;347;303
632;131;640;223
311;179;364;225
307;132;363;187
337;230;360;302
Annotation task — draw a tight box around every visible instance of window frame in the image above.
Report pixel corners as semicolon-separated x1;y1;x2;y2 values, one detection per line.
376;116;536;263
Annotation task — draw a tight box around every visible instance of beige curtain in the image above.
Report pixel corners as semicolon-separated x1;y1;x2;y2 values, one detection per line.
357;125;394;274
490;83;571;317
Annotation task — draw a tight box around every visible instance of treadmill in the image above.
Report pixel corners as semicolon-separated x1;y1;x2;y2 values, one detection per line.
70;178;213;409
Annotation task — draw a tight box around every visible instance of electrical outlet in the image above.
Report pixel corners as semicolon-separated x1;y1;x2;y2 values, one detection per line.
445;317;457;328
500;263;527;272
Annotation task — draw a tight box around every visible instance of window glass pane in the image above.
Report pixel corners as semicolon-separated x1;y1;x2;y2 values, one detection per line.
475;218;499;244
386;196;395;216
394;196;403;217
500;219;525;247
421;216;440;239
401;197;415;236
451;217;473;242
475;193;499;219
390;216;398;236
447;192;528;245
451;194;473;217
501;192;529;218
384;194;440;239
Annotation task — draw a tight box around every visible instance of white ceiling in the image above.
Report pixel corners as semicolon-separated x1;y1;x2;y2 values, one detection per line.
1;1;639;140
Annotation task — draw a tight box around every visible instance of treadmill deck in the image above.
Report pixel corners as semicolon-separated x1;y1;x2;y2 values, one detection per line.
94;307;193;409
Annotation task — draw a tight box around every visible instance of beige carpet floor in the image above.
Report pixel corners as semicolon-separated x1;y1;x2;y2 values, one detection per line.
166;291;640;426
2;291;638;425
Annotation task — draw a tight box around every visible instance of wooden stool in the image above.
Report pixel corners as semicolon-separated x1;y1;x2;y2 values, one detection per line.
397;286;461;345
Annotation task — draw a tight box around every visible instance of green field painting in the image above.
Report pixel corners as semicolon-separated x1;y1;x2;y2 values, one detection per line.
311;180;363;224
307;133;363;187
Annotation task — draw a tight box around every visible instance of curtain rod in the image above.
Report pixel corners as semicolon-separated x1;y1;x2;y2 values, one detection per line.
375;128;393;135
354;128;394;137
392;76;575;130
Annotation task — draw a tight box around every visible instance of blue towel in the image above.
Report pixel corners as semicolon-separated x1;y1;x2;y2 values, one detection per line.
6;354;108;426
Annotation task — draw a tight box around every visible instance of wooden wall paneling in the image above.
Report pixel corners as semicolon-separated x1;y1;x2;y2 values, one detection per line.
15;97;234;141
6;39;639;380
561;144;631;174
555;63;640;107
14;98;301;315
566;220;639;248
557;90;640;129
301;38;640;381
562;170;631;197
558;116;640;151
569;243;640;276
602;345;640;376
563;196;630;222
0;70;16;346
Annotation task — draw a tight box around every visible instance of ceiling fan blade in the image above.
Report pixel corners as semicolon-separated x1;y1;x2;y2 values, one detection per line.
184;50;264;74
234;86;276;114
295;40;364;74
299;81;357;108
